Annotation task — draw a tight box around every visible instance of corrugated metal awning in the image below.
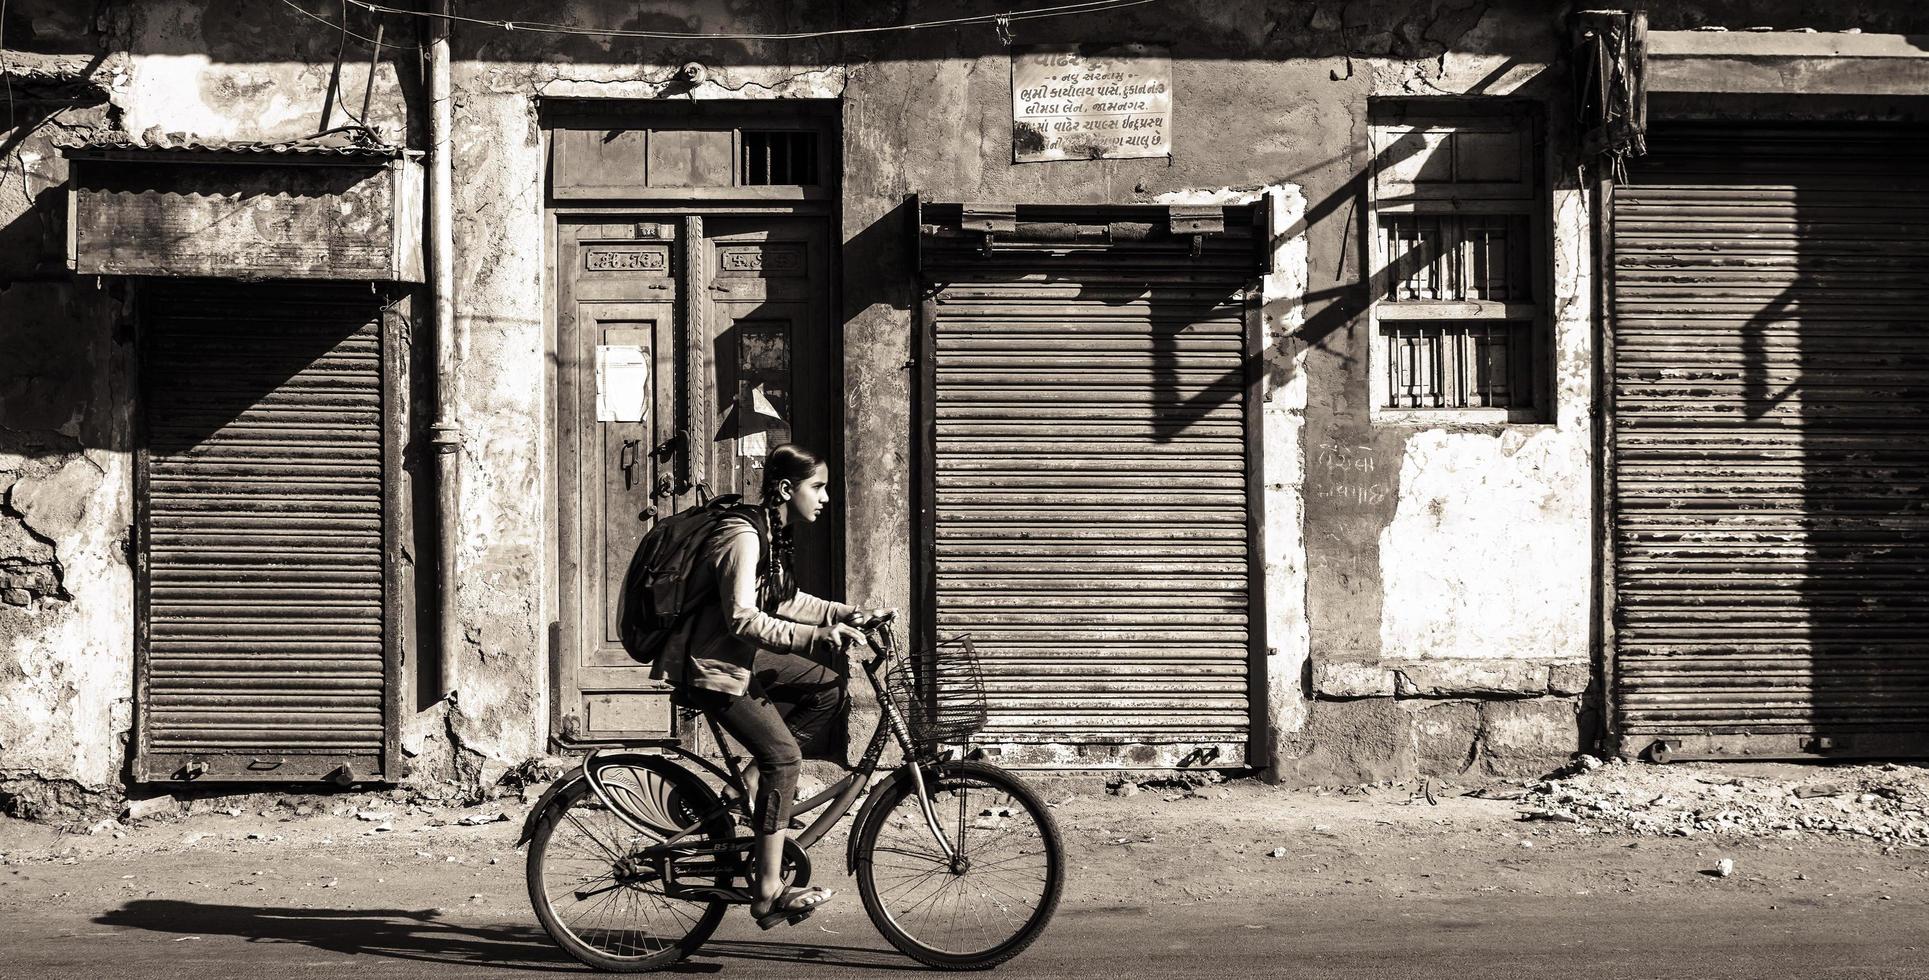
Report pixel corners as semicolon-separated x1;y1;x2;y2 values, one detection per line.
58;128;407;162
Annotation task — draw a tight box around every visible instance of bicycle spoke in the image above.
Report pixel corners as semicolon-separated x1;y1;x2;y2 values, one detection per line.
560;808;630;864
860;768;1060;962
530;763;732;970
877;864;956;898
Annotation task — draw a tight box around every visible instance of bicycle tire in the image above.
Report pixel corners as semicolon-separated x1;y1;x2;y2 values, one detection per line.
854;760;1065;970
525;754;732;973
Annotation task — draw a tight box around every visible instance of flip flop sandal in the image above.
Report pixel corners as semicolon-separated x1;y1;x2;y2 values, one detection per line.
753;886;834;930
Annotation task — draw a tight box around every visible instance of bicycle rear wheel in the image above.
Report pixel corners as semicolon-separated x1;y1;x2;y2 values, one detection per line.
854;760;1064;970
525;755;733;972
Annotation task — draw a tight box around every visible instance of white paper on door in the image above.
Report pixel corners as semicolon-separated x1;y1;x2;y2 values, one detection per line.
595;344;650;423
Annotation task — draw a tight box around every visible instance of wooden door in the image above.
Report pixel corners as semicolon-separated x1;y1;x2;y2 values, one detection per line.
555;216;837;746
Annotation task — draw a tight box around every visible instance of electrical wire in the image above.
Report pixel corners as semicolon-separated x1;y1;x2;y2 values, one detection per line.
344;0;1164;42
279;0;404;50
2;0;16;136
327;0;371;129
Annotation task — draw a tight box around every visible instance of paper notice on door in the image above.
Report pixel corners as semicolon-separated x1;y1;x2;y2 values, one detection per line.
595;344;650;422
739;429;768;458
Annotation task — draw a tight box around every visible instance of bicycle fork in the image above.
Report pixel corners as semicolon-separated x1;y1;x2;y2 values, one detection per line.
872;677;961;866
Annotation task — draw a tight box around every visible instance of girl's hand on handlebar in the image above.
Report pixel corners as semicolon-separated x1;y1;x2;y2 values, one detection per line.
825;622;868;650
841;607;899;630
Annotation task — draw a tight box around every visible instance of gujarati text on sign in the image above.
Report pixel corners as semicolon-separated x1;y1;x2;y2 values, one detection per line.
1011;43;1171;163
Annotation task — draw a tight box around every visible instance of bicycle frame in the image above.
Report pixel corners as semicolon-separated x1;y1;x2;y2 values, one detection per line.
583;624;960;898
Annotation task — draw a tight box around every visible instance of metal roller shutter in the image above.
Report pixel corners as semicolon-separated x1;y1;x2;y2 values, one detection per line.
1611;125;1929;760
137;281;398;782
921;208;1260;767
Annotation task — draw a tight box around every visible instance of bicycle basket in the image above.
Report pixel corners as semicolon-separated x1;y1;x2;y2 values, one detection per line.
882;634;988;745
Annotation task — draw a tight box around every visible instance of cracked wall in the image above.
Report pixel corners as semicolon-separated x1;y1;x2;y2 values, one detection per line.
0;280;134;817
1290;0;1599;783
1;2;137;816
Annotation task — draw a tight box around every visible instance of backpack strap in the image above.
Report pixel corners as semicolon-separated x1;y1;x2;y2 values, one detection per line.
713;504;776;608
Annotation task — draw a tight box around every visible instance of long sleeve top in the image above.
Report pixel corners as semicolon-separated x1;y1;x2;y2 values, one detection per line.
650;519;853;696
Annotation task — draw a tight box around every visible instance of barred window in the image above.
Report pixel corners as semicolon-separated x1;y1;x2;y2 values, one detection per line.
1369;102;1545;421
740;131;819;186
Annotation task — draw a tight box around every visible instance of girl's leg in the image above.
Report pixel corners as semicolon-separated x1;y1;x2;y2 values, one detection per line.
689;681;813;912
752;650;848;760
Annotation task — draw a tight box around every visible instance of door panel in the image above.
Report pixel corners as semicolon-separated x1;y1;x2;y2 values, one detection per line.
704;219;835;598
556;225;680;743
1610;125;1929;760
555;216;837;746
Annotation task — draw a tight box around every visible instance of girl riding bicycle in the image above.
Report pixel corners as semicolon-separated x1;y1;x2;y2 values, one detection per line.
650;442;886;930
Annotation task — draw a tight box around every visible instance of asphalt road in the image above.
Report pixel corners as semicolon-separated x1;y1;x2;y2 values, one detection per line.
8;771;1929;980
6;891;1926;980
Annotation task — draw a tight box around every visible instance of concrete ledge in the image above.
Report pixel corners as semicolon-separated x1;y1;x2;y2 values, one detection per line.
1648;31;1929;96
1312;659;1591;700
1395;661;1548;698
1648;31;1929;60
1311;661;1397;698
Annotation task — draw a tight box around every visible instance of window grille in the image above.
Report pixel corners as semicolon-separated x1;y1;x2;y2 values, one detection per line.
740;131;818;186
1384;321;1532;410
1369;102;1545;418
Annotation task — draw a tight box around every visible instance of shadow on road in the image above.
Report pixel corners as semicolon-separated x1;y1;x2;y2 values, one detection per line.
94;899;572;972
93;899;919;973
695;939;912;971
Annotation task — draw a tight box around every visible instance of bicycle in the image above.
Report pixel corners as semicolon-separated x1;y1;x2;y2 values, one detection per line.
517;617;1065;972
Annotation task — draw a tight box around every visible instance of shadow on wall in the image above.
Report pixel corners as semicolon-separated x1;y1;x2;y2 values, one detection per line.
1612;121;1929;757
1066;116;1459;445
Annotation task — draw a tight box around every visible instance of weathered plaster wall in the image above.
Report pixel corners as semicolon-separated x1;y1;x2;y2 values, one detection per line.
1287;2;1595;782
0;282;133;818
0;3;133;817
5;0;1614;802
111;1;414;146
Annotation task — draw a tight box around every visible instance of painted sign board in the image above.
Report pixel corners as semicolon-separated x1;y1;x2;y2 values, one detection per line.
1011;43;1172;163
65;154;424;282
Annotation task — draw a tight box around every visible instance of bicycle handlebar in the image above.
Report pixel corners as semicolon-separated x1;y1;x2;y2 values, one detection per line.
857;612;899;673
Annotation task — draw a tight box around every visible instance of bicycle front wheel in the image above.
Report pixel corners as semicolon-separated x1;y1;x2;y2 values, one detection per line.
525;755;733;973
854;760;1064;970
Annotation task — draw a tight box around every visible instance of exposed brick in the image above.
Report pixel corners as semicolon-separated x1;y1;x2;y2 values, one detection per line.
1274;698;1414;785
1413;701;1481;775
1547;662;1591;697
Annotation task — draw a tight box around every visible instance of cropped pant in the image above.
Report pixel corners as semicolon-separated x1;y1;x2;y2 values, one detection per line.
679;650;845;835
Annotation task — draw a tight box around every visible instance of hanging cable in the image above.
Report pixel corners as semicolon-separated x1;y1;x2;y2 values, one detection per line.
342;0;1163;42
278;0;404;50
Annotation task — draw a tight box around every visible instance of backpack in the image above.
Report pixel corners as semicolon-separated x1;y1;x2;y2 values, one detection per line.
616;494;768;664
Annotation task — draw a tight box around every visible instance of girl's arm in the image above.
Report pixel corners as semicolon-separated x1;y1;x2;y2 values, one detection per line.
775;588;856;628
715;527;830;653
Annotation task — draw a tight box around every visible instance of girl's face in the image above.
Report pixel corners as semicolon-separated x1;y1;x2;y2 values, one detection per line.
782;463;832;524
